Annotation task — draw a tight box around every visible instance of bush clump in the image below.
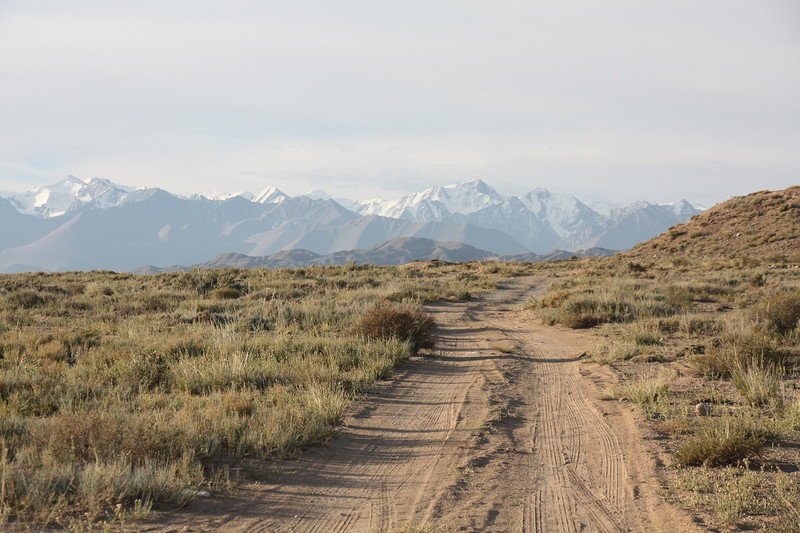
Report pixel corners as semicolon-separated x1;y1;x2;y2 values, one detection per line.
675;417;769;467
352;303;435;352
753;291;800;335
7;290;46;309
209;287;242;300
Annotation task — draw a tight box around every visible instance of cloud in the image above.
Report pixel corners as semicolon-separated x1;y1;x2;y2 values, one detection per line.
1;0;798;205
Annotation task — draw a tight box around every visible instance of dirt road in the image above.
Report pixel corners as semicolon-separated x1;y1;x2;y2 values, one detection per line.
153;277;695;532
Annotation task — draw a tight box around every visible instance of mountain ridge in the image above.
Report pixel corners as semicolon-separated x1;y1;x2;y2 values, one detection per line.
0;175;702;272
134;237;617;274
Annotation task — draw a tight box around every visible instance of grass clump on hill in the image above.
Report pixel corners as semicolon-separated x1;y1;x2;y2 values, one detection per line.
752;291;800;335
0;261;520;528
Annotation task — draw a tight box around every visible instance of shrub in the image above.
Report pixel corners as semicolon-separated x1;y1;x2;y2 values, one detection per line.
675;417;768;467
783;399;800;432
592;338;639;364
627;323;662;346
600;377;668;407
7;290;46;309
209;287;242;300
691;330;783;379
731;358;782;407
753;292;800;335
352;303;435;352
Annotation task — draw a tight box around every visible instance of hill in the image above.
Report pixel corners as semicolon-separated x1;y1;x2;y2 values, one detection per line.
135;238;618;273
629;186;800;262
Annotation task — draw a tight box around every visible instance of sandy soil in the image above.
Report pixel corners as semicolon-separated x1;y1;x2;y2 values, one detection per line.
148;277;697;532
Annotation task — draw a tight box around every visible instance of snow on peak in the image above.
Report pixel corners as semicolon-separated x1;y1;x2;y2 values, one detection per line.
371;179;505;219
303;189;332;200
201;191;255;201
519;188;599;237
663;199;702;218
253;186;288;204
7;175;132;217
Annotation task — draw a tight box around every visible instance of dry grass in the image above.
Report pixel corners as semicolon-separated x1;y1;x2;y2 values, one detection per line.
674;417;769;467
599;376;669;418
730;358;783;407
536;240;800;529
0;261;523;527
752;291;800;335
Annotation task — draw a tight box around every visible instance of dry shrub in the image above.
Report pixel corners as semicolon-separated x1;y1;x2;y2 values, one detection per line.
675;417;769;467
209;287;242;300
731;358;782;407
7;290;47;309
691;330;783;379
352;303;435;352
753;291;800;335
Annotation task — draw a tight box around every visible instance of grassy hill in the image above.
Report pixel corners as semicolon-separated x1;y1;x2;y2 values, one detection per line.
630;186;800;262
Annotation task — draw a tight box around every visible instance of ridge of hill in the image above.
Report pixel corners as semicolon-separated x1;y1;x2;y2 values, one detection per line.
629;186;799;262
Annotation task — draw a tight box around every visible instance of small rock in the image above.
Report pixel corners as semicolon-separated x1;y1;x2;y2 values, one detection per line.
694;402;711;416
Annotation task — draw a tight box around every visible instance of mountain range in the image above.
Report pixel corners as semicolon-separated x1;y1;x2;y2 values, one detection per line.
0;176;702;273
135;237;616;273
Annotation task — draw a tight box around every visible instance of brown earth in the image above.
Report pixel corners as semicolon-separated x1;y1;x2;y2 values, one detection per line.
629;185;800;263
147;277;696;532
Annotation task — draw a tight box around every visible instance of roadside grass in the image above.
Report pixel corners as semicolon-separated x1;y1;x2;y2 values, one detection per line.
599;376;669;418
546;256;800;529
0;261;524;528
674;416;773;467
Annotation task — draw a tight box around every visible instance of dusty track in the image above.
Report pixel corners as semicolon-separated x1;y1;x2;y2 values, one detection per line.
152;277;695;532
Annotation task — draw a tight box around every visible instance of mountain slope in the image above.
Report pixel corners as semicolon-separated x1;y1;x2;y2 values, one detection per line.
629;186;800;261
569;201;703;251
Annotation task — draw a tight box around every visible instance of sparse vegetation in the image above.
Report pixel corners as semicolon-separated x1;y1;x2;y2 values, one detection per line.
0;261;522;528
525;197;799;529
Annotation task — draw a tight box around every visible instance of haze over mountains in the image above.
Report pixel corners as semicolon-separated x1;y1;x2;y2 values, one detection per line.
0;176;702;273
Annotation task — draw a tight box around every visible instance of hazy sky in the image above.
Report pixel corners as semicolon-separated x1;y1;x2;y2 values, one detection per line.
1;1;798;205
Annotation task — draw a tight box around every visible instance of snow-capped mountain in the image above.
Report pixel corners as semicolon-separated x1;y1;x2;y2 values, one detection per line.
519;188;599;238
0;175;702;272
200;190;255;201
358;179;505;221
8;175;133;217
253;186;288;204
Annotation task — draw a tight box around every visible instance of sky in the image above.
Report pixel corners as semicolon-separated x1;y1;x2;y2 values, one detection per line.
0;1;798;206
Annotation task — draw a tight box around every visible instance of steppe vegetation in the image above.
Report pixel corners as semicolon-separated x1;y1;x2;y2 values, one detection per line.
529;252;800;531
0;261;525;529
